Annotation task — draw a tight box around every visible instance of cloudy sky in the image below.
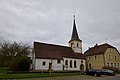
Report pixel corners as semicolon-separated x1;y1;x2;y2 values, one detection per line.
0;0;120;52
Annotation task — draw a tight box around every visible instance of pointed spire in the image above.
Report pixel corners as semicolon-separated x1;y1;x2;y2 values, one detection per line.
69;15;82;43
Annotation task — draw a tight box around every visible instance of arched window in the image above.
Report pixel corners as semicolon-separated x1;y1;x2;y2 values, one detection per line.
70;60;72;68
65;60;68;68
77;43;79;47
74;60;77;68
81;60;83;63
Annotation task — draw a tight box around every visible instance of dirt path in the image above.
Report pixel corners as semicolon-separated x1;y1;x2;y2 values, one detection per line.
19;74;120;80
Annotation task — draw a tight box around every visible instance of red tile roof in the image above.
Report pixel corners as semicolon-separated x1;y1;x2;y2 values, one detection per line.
34;41;85;59
84;43;118;56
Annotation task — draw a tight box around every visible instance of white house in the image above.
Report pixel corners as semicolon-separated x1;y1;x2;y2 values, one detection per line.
32;15;86;71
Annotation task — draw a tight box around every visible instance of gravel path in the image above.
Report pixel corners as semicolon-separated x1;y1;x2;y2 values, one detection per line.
19;74;120;80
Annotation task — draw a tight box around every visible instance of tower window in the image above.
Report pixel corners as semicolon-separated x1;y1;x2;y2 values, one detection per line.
77;43;79;47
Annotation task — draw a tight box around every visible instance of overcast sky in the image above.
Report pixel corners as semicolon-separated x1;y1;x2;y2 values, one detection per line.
0;0;120;52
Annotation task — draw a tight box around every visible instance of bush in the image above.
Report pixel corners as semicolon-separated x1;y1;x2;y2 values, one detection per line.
9;57;31;71
18;57;31;71
0;67;8;73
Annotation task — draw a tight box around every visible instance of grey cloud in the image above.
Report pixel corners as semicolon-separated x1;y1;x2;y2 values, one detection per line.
0;0;120;52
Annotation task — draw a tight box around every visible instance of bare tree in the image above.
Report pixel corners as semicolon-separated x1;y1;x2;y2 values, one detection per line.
0;41;30;67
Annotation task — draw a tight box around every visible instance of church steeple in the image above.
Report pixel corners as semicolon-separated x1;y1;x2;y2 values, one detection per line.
69;15;82;53
69;15;82;43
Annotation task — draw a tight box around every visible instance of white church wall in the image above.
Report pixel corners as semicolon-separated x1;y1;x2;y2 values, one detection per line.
63;58;86;71
52;60;63;71
35;59;63;71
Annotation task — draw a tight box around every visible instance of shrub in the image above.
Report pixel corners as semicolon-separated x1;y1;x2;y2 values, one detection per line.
9;57;31;71
18;57;31;71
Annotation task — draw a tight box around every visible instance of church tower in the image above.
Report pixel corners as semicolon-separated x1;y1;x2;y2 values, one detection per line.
69;15;82;53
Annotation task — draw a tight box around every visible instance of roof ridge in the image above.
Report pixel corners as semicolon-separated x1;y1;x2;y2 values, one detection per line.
34;41;70;48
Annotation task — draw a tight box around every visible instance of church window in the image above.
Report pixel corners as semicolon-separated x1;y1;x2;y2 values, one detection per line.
74;60;77;68
81;60;83;63
57;60;61;64
42;62;46;66
70;60;72;68
65;60;68;68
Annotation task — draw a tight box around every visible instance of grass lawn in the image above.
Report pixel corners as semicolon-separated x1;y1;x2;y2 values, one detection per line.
0;72;81;79
0;67;8;73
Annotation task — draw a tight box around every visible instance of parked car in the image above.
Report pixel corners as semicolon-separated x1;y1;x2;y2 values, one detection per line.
84;69;101;77
101;69;116;76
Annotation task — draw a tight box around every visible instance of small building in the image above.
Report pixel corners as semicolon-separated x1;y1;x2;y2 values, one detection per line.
32;15;86;71
84;43;120;70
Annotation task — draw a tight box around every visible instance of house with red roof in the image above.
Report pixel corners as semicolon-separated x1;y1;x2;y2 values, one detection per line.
84;43;120;70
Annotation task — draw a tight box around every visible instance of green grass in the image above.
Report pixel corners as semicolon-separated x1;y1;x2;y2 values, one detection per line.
0;72;81;79
0;67;8;73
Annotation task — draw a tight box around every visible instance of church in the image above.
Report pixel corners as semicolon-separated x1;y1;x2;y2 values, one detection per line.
32;15;86;71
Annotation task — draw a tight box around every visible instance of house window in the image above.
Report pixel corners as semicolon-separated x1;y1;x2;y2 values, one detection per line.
65;60;68;68
70;60;72;68
94;56;96;59
111;63;113;67
118;63;119;68
74;60;77;68
114;63;116;68
115;56;116;60
57;60;61;64
107;63;109;67
42;62;46;66
109;55;111;59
